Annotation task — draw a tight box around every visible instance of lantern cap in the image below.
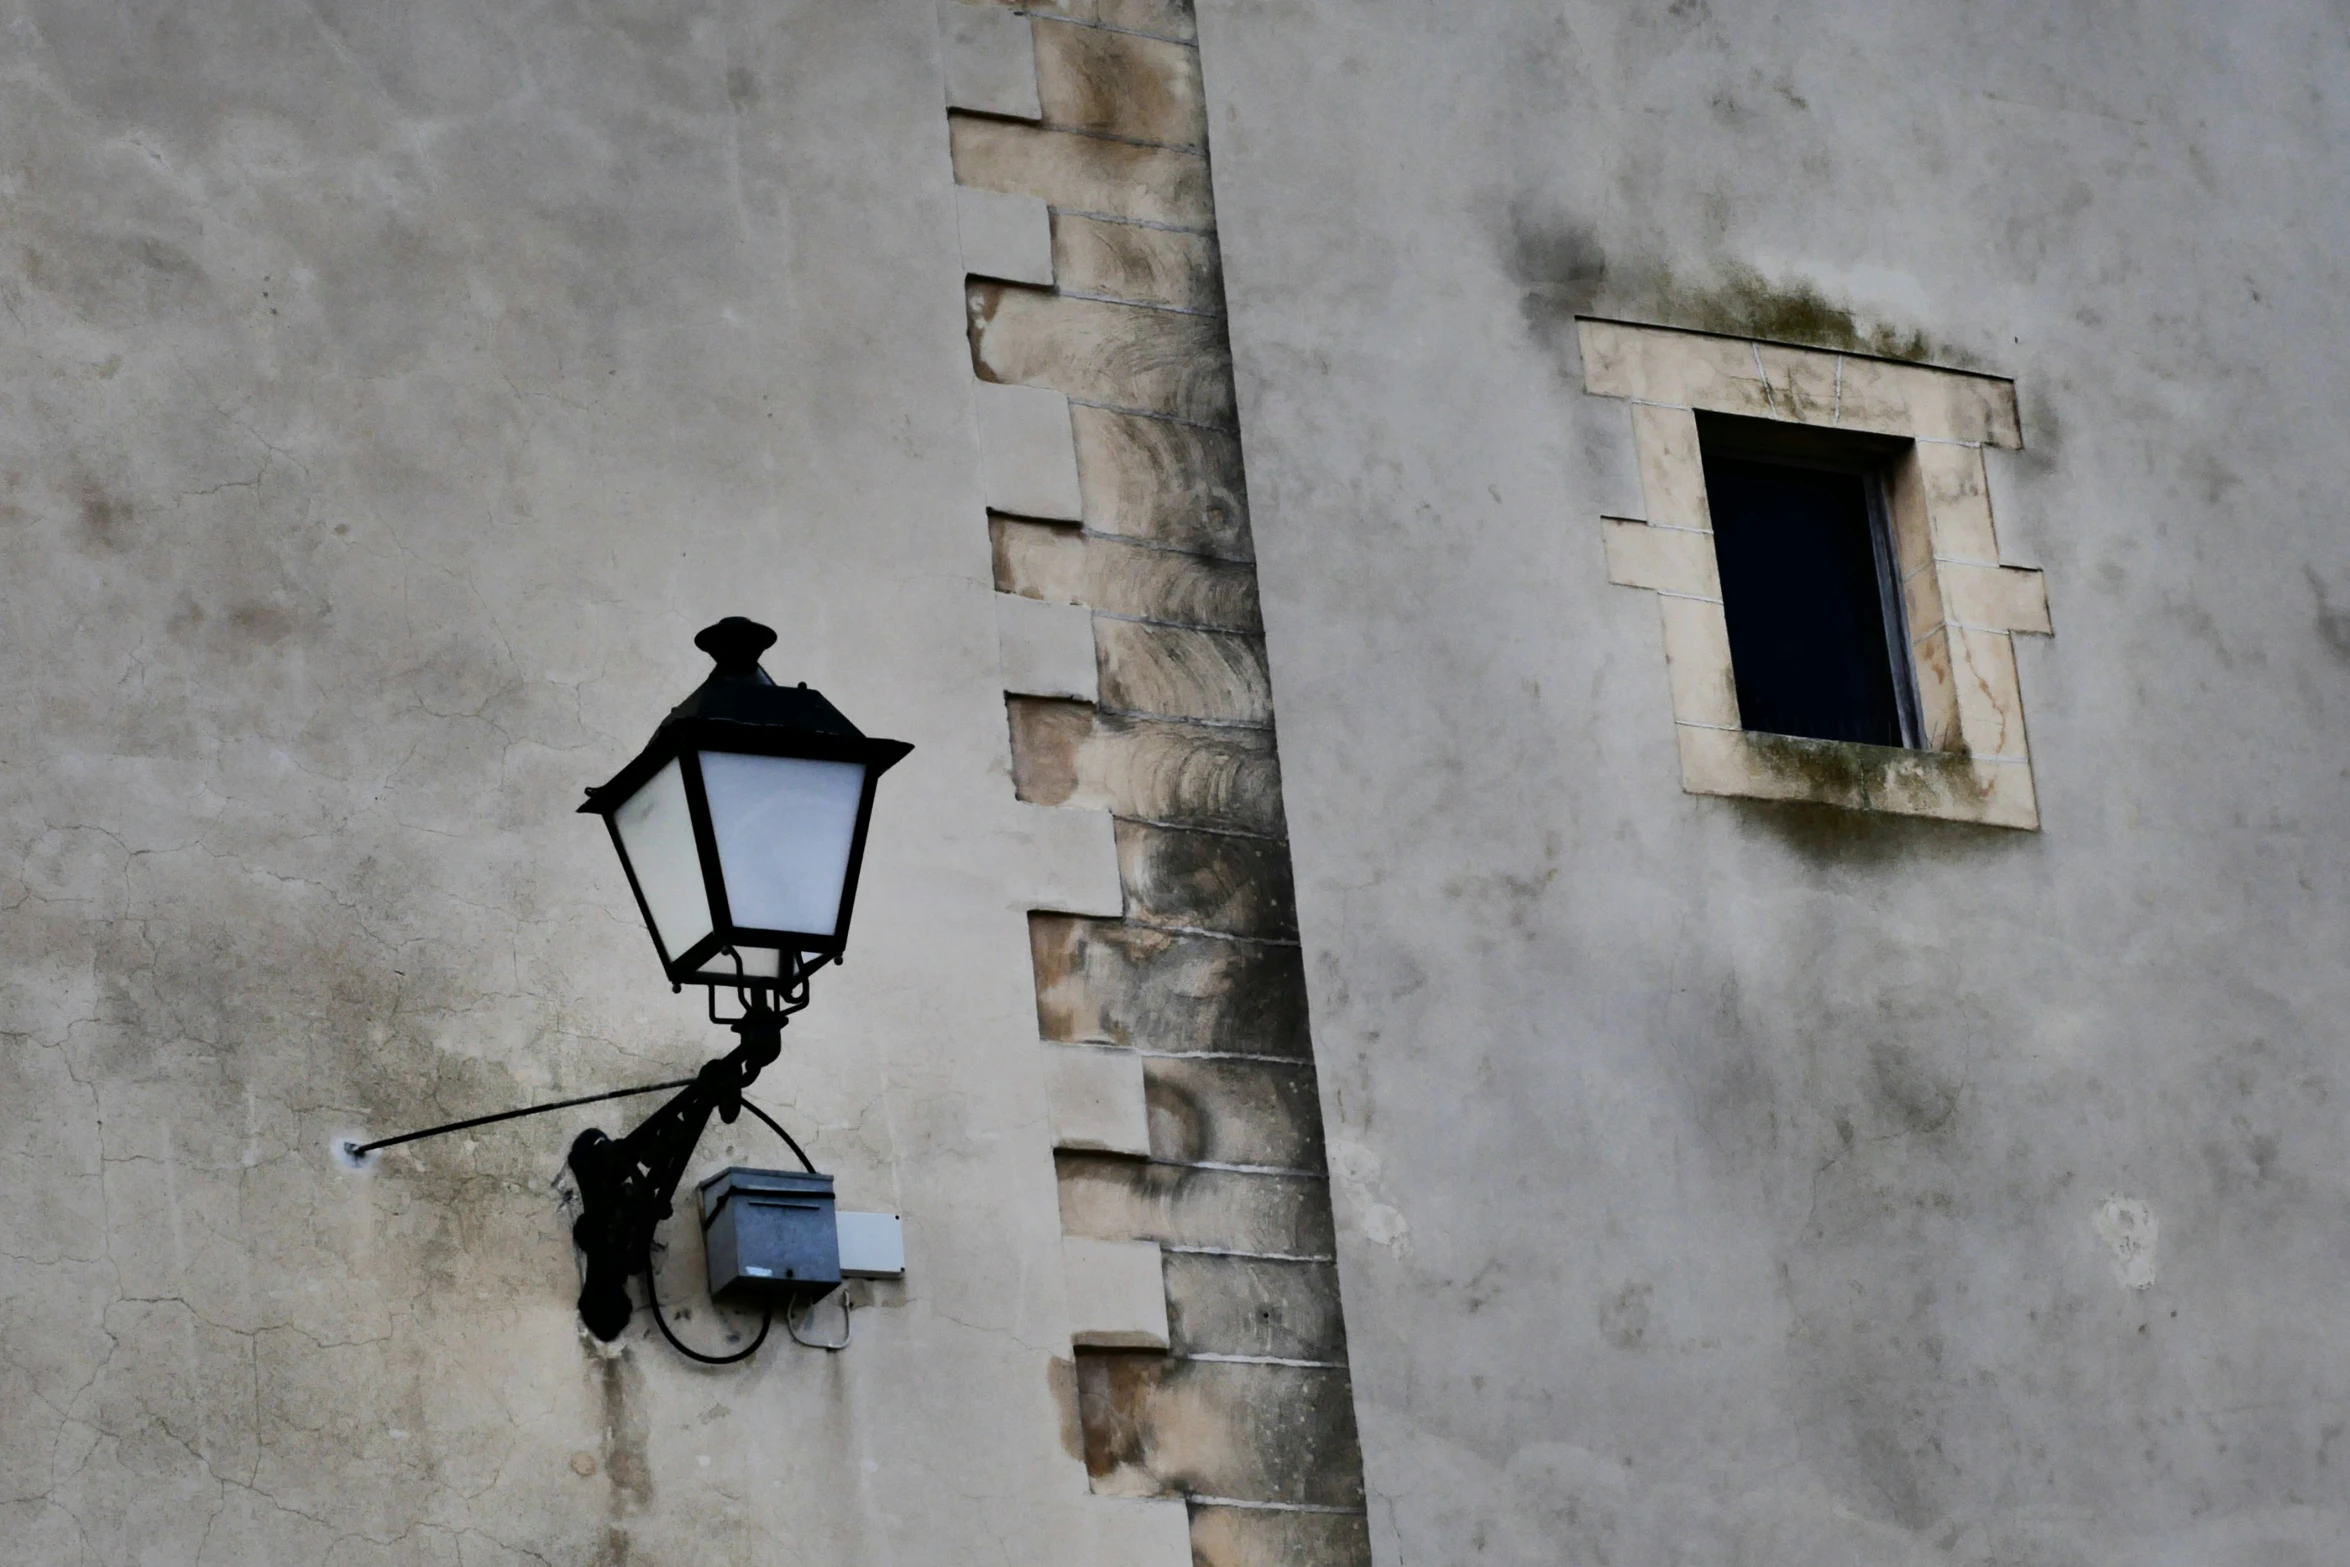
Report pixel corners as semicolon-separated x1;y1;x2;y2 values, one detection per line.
579;619;911;818
694;616;776;675
660;617;862;737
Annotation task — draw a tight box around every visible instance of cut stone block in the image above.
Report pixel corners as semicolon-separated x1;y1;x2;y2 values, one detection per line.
950;114;1215;227
1075;1353;1365;1506
1908;624;1962;752
991;517;1263;632
1582;318;1803;420
1946;622;2029;760
1044;1043;1151;1156
1838;355;2023;447
1012;0;1199;45
938;2;1041;119
1601;516;1720;598
1673;726;2039;830
1116;821;1297;938
972;382;1083;520
1145;1055;1327;1172
1054;213;1224;311
1095;620;1271;725
1028;914;1314;1058
1162;1252;1349;1362
1005;801;1124;916
1579;316;2022;447
1082;1495;1194;1567
1057;1152;1337;1257
1073;406;1252;558
955;186;1054;287
1913;439;2001;562
1656;593;1740;730
1033;16;1207;148
997;592;1099;701
1062;1235;1169;1348
1937;561;2052;635
1008;697;1286;836
1189;1506;1374;1567
1628;403;1711;533
969;282;1237;426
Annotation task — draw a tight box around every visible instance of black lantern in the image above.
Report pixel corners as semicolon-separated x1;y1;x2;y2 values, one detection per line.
581;617;913;998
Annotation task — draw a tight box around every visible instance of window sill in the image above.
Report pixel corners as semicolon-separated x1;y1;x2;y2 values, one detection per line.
1675;727;2038;830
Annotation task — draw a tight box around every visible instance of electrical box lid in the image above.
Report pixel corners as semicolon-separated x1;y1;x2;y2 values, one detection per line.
696;1165;840;1307
696;1165;834;1228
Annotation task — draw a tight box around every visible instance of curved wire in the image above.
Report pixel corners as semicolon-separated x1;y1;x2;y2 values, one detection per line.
785;1293;853;1352
642;1238;774;1364
734;1098;816;1175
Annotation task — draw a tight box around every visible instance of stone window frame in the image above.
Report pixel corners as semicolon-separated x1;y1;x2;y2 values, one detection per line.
1579;317;2053;830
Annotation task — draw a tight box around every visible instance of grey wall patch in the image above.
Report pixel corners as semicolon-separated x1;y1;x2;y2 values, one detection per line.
2093;1197;2159;1291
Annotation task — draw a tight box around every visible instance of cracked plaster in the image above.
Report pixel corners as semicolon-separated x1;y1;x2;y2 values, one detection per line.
0;1;1119;1562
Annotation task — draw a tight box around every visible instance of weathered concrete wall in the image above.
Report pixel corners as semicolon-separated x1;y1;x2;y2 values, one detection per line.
14;2;2346;1562
0;3;1179;1562
1195;1;2350;1563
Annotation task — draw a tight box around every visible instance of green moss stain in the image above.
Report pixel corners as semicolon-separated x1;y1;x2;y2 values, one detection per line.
1674;267;1935;363
1742;730;1987;814
1727;734;2029;861
1504;207;1966;367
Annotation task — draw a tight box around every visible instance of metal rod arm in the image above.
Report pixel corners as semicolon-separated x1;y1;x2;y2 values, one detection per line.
341;1078;697;1159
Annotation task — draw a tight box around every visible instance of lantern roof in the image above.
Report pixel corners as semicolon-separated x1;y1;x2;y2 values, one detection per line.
657;617;864;737
581;618;910;817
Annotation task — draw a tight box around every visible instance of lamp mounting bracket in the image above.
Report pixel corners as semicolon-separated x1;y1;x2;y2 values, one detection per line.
567;1002;791;1344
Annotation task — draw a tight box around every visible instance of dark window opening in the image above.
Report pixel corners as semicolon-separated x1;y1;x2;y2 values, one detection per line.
1698;415;1921;749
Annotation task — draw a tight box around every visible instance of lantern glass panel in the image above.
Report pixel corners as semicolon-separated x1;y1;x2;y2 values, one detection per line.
700;751;868;937
698;945;784;982
611;757;713;964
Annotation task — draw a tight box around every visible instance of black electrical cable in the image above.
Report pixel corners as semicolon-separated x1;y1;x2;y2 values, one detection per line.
635;1089;820;1362
643;1237;775;1365
341;1078;697;1159
734;1098;816;1175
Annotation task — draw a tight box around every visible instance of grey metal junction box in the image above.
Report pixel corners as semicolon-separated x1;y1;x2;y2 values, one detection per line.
696;1167;840;1309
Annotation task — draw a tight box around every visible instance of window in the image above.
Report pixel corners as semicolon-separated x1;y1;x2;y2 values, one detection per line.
1577;317;2053;829
1697;414;1921;750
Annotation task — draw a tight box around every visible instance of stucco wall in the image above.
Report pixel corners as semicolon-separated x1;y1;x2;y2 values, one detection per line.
1195;1;2350;1563
0;3;1157;1562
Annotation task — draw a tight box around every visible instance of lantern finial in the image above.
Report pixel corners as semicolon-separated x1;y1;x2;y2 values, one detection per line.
694;617;779;678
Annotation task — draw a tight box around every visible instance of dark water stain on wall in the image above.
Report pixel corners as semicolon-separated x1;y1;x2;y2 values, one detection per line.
1506;209;1611;353
78;479;134;551
1504;203;1950;367
1673;267;1934;362
595;1350;653;1565
2306;569;2350;663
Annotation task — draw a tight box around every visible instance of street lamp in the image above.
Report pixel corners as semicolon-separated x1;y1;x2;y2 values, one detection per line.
341;617;912;1363
565;617;912;1352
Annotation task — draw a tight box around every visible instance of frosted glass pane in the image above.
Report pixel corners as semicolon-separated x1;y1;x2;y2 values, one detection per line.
700;751;866;936
698;945;785;981
610;758;713;963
